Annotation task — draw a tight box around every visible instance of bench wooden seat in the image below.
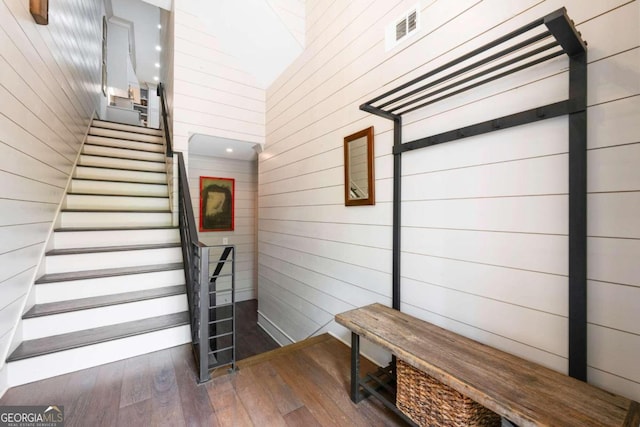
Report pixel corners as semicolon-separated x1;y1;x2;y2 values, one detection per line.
336;303;640;427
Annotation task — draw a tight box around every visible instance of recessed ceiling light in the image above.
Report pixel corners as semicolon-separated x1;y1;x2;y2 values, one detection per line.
157;24;162;29
155;63;160;68
226;148;233;153
155;45;162;51
153;76;159;81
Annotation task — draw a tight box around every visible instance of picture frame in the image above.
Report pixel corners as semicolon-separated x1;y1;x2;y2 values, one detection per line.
199;176;235;232
344;126;375;206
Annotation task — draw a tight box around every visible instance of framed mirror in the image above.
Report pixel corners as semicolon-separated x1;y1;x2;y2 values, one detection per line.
344;126;375;206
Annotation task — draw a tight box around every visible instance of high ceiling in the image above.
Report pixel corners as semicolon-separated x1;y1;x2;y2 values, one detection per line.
108;0;161;85
179;0;305;88
108;0;304;89
107;0;305;159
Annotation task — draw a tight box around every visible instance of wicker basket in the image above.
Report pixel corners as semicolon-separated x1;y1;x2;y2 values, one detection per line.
396;359;501;427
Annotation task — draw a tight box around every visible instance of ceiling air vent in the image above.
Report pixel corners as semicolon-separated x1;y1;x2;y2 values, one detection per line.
387;5;420;50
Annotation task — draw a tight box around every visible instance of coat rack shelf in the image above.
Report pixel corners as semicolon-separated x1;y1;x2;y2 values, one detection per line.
360;7;588;380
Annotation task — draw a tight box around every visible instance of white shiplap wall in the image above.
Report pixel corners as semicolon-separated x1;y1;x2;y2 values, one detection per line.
0;0;103;394
189;155;257;302
171;4;265;153
259;0;640;401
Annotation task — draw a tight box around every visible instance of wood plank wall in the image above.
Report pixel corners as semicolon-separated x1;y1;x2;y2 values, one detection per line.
171;4;266;153
189;155;258;303
0;0;103;393
258;0;640;401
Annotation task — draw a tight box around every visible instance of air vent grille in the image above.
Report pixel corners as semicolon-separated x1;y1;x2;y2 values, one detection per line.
396;19;407;41
408;10;417;32
387;5;420;49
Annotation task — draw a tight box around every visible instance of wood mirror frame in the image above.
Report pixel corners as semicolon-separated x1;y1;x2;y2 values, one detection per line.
344;126;375;206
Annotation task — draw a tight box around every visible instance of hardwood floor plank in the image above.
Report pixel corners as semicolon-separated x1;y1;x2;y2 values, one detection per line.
227;333;332;375
81;359;125;427
60;367;100;427
206;375;253;427
271;351;350;427
116;399;151;427
251;361;304;416
149;348;186;427
295;348;378;427
0;370;72;406
170;345;219;427
119;353;152;408
284;406;322;427
234;365;287;427
310;339;405;427
2;333;401;426
235;299;279;360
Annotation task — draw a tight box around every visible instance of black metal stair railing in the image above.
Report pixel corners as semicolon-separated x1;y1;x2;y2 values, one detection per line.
158;83;236;383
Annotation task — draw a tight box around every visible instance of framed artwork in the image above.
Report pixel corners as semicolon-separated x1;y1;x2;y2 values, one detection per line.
199;176;235;232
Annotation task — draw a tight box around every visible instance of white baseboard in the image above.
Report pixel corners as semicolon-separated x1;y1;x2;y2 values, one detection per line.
7;325;190;387
236;288;256;302
257;311;292;347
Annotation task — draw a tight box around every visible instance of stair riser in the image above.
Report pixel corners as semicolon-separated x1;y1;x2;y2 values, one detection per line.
45;247;183;274
86;135;164;152
83;145;165;162
53;228;179;249
64;194;169;211
23;295;188;340
35;270;185;303
7;325;190;387
79;155;165;172
69;180;168;197
60;211;173;228
74;166;166;184
90;127;163;144
92;120;163;136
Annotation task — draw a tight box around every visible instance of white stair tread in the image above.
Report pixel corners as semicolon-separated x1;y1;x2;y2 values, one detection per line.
55;225;178;231
74;166;167;184
59;212;173;228
34;269;186;304
86;135;164;152
44;245;182;274
92;120;162;136
35;262;183;284
24;285;186;318
79;155;166;173
70;180;168;197
90;127;163;144
64;194;170;211
7;312;189;361
53;228;179;250
47;242;180;256
83;144;165;162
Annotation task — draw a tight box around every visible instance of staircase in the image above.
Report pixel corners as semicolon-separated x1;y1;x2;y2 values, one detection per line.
5;119;191;386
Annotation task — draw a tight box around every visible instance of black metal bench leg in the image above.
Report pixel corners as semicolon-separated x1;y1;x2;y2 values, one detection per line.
351;332;361;403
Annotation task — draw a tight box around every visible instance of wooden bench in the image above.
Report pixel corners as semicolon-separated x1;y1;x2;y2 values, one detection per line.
336;303;640;427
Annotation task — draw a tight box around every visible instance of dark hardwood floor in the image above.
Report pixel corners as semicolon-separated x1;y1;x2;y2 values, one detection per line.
235;299;279;361
1;300;404;426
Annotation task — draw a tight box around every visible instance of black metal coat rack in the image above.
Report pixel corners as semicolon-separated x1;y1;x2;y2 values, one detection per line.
360;8;588;380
